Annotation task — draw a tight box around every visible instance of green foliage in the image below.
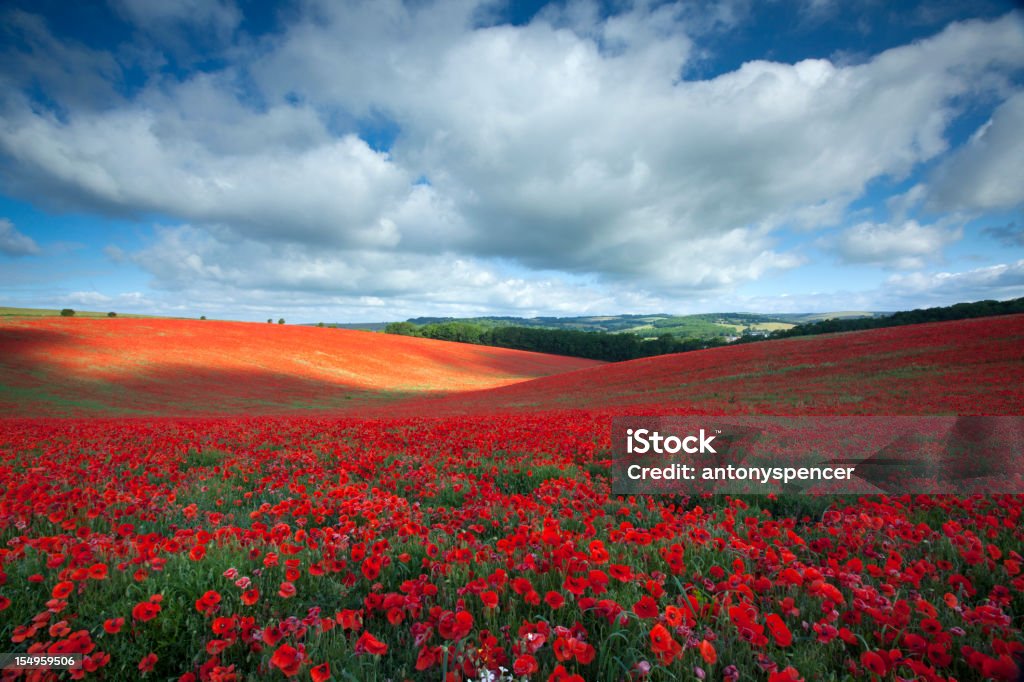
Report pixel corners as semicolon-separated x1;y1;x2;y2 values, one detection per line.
773;297;1024;340
383;321;421;336
383;297;1024;363
278;318;286;325
200;315;206;320
60;308;75;317
180;447;230;471
107;311;117;317
384;320;727;362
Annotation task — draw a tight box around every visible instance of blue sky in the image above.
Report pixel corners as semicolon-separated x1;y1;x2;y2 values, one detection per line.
0;0;1022;322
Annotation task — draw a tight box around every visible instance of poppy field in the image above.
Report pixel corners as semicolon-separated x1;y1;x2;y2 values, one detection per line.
0;317;601;418
1;315;1024;681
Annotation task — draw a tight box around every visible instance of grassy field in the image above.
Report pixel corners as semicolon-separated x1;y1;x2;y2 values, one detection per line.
0;306;156;319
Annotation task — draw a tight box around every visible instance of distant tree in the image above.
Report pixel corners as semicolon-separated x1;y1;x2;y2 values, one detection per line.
60;308;75;317
107;311;117;317
317;322;325;328
278;318;285;325
384;322;420;336
200;315;207;320
267;319;273;324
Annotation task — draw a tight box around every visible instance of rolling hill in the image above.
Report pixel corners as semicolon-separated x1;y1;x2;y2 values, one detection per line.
0;317;601;417
380;314;1024;417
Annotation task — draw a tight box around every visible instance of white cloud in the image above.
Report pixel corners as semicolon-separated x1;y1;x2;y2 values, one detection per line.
0;217;40;256
0;4;1022;314
827;219;962;269
983;221;1024;246
108;0;241;53
928;91;1024;211
0;10;123;111
67;290;113;305
884;259;1024;303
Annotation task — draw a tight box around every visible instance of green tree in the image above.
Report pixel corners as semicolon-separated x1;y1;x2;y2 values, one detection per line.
60;308;75;317
107;311;117;318
384;322;420;336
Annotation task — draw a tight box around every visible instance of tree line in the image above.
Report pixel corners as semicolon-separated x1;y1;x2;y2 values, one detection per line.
384;321;727;362
384;297;1024;362
769;297;1024;339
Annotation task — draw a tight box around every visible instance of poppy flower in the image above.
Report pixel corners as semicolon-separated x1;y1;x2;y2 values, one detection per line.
699;639;717;665
138;653;157;673
861;651;888;677
514;655;538;675
52;582;74;599
545;591;565;609
355;631;387;656
766;614;793;647
132;601;161;622
634;595;659;619
270;644;305;677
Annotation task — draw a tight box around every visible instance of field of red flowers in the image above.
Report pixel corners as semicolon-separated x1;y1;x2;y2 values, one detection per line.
380;315;1024;417
0;318;601;417
1;315;1023;680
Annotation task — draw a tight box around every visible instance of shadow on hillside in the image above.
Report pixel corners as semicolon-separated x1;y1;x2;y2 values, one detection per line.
0;326;77;354
0;328;427;417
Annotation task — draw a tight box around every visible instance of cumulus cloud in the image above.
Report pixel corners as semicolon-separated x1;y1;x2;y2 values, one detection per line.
108;0;241;55
0;3;1022;314
983;221;1024;246
0;9;123;112
883;259;1024;303
0;217;40;256
827;220;961;269
127;223;668;317
928;91;1024;212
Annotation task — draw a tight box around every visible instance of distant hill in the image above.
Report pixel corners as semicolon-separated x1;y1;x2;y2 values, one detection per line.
379;314;1024;418
0;317;601;417
0;306;155;319
400;311;897;339
404;312;815;339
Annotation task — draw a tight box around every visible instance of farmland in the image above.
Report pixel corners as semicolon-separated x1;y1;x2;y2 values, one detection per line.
0;318;601;417
1;315;1023;680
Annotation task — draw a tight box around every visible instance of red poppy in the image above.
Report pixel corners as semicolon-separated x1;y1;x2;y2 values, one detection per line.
138;653;157;673
310;663;330;682
438;610;473;640
132;600;161;622
861;651;888;677
355;631;387;656
766;613;793;647
270;644;305;677
514;655;538;675
52;582;74;599
699;639;717;665
634;595;659;619
415;646;443;671
545;591;565;609
480;590;498;608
